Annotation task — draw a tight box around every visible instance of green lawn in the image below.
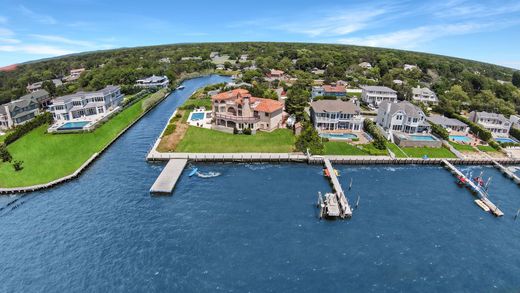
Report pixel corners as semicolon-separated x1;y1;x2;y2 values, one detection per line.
323;141;388;156
0;99;147;188
477;145;498;152
181;97;212;110
449;142;476;152
386;142;408;158
401;146;457;158
324;141;368;155
176;126;295;153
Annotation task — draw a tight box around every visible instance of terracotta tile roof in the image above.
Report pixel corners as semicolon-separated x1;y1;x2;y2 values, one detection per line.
322;85;346;93
212;89;283;113
0;64;17;72
212;89;250;101
253;98;283;113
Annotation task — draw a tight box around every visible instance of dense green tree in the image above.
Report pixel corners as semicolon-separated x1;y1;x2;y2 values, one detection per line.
513;71;520;88
295;122;324;155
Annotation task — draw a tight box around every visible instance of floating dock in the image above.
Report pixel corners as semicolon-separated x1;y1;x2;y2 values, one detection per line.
150;159;188;194
321;158;352;218
442;159;504;217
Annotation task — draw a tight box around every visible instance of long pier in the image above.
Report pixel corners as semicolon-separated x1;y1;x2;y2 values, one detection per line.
323;158;352;218
442;159;504;217
492;160;520;186
150;159;188;194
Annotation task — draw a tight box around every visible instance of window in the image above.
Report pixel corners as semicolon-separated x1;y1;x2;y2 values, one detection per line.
265;113;269;117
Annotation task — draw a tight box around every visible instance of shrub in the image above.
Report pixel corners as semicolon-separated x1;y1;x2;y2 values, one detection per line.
0;143;12;162
430;122;449;140
488;140;501;150
511;127;520;141
4;112;53;145
142;89;168;111
243;127;252;135
163;124;177;136
12;160;23;171
363;119;387;150
295;122;324;155
233;127;239;134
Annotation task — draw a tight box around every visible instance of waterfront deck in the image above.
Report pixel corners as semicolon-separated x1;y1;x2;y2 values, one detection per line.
150;159;188;194
442;159;504;217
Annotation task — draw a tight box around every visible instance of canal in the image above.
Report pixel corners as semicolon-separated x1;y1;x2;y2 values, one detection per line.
1;75;519;292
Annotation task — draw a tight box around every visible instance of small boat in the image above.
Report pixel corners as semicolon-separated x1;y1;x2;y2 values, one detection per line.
188;168;198;177
456;175;467;185
323;168;340;177
474;199;490;212
176;85;185;90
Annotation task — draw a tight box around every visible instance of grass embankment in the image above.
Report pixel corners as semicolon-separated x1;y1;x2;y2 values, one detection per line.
176;127;295;153
400;146;457;158
386;142;408;158
477;145;498;153
449;142;477;152
323;141;388;156
0;97;150;188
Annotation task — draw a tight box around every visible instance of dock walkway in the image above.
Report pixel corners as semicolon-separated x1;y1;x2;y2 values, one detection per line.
492;160;520;186
150;159;188;194
442;159;504;217
323;158;352;218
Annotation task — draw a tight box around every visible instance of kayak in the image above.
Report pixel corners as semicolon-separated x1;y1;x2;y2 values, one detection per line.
188;168;198;177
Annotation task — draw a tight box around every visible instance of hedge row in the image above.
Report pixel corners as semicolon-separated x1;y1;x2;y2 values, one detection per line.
4;112;53;145
363;119;386;150
430;122;449;140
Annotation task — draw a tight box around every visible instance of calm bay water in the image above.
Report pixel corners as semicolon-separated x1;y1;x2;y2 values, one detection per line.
1;75;520;292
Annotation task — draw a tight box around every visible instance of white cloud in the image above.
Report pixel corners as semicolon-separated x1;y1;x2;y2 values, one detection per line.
337;22;510;49
433;0;520;18
0;38;21;44
0;44;75;56
19;5;57;25
0;28;14;37
30;34;96;48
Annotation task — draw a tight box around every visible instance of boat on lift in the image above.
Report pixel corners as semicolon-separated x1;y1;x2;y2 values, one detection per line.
176;85;185;90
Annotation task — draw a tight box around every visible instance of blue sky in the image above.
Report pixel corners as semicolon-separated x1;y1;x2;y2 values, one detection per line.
1;0;520;69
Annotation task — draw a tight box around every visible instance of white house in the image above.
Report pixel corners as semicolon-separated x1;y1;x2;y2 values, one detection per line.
412;86;438;105
358;62;372;69
310;100;364;132
49;85;124;121
426;115;469;134
404;64;418;71
361;85;398;107
135;75;170;89
376;101;430;134
469;111;511;137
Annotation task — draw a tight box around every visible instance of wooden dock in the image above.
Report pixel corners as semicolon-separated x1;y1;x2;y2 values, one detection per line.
442;159;504;217
150;159;188;194
323;158;352;218
492;160;520;186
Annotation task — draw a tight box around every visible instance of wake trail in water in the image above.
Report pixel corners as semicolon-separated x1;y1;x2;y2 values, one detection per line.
196;171;221;178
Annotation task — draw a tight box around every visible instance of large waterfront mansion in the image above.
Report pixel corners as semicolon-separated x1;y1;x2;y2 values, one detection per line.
49;86;124;121
310;100;363;132
376;100;430;134
211;89;283;133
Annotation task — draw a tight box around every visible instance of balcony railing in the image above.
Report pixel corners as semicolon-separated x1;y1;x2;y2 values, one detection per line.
215;113;260;123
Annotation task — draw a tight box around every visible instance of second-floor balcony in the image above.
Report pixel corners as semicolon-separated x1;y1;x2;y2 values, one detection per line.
214;113;260;123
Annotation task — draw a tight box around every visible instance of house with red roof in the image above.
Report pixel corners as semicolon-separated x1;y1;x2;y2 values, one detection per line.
211;89;284;134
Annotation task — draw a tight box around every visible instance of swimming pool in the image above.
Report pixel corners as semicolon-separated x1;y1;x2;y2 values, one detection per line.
319;133;358;140
450;135;471;143
190;112;205;121
495;137;518;144
408;135;437;141
57;121;89;130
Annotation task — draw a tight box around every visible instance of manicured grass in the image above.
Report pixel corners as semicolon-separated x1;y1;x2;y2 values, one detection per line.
449;142;476;152
176;126;295;153
181;97;212;110
386;142;408;158
401;146;457;158
0;99;147;188
324;141;369;155
477;145;498;152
